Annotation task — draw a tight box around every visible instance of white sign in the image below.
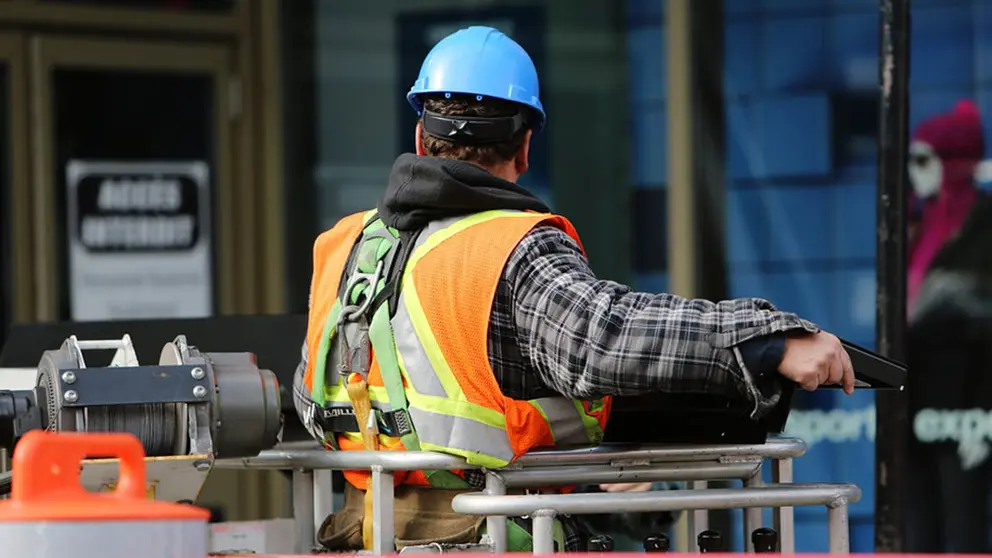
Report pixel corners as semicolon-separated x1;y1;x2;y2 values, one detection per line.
785;405;876;449
66;161;213;321
914;408;992;470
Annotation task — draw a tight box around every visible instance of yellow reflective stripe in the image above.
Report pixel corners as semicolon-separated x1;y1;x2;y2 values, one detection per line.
408;210;536;264
403;210;541;400
420;441;510;469
405;390;506;430
361;209;378;226
575;400;605;444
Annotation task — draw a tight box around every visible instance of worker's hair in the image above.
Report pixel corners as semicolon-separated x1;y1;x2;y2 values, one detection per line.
419;93;530;168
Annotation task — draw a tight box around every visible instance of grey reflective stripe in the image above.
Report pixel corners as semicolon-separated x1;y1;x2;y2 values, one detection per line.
533;397;593;446
409;406;516;463
391;292;448;397
387;215;466;399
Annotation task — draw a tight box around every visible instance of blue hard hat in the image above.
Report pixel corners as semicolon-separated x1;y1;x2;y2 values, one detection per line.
407;26;546;131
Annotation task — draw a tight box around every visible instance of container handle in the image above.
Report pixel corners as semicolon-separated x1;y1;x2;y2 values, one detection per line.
11;431;147;503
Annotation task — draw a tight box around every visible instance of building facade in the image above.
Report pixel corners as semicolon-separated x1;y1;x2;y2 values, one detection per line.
0;0;983;552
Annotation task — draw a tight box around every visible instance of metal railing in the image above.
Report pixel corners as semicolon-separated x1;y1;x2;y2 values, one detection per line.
215;436;860;554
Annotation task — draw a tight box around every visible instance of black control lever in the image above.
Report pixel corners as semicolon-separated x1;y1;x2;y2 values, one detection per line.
819;339;907;390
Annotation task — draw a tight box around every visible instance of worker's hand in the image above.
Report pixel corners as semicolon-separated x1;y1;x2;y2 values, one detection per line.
777;331;855;394
599;482;653;493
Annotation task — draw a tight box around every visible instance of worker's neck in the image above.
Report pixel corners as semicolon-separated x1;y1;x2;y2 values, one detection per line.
474;161;519;183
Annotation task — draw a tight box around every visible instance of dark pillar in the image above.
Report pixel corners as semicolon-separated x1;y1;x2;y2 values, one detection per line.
280;0;319;312
874;0;910;552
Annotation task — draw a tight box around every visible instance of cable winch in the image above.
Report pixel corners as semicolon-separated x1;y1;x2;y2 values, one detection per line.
1;333;283;460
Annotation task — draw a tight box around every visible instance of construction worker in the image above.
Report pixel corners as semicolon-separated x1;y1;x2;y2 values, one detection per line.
292;25;856;552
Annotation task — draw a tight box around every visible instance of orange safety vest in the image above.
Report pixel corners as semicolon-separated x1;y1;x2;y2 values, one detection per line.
302;209;611;489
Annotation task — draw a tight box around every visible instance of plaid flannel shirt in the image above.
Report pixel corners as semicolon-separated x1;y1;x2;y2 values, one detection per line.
293;223;818;550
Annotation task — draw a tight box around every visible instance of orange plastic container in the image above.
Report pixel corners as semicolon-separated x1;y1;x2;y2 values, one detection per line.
0;430;210;558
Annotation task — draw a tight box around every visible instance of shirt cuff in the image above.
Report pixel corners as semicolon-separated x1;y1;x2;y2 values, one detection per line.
733;333;788;419
737;333;787;378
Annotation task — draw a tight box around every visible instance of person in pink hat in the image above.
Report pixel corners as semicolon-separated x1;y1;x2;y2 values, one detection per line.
907;100;985;316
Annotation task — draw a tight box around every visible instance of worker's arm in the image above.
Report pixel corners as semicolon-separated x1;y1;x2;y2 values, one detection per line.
506;225;819;418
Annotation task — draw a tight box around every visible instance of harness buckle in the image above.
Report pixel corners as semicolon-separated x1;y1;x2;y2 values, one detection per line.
336;259;383;377
338;260;384;325
338;321;372;376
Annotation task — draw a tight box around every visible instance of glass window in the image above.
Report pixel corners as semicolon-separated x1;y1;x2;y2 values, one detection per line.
720;1;880;552
627;0;668;294
51;69;215;320
714;0;992;553
282;1;640;310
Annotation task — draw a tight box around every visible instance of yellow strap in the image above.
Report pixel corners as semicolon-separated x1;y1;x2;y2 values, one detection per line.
346;374;380;451
346;372;378;550
361;485;374;550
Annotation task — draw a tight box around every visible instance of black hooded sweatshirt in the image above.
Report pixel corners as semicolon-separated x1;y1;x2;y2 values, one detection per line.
377;152;549;230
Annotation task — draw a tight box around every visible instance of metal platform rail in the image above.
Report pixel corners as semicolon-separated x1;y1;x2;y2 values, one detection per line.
453;484;860;555
215;437;860;555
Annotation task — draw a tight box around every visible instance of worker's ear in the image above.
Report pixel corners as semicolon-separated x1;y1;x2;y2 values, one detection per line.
514;129;532;176
415;121;427;156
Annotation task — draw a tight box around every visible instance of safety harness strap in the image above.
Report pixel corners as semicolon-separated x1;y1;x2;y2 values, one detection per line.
317;406;409;438
368;303;416;447
310;300;343;408
323;217;469;491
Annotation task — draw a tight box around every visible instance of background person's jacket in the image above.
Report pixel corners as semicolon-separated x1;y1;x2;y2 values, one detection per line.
906;192;992;553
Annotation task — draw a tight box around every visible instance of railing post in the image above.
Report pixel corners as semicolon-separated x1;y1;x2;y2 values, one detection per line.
772;458;795;554
743;465;764;553
531;510;557;554
370;466;395;555
291;469;316;553
827;499;851;554
486;470;508;553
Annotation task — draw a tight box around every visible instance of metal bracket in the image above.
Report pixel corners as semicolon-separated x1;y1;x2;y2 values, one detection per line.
59;365;211;408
